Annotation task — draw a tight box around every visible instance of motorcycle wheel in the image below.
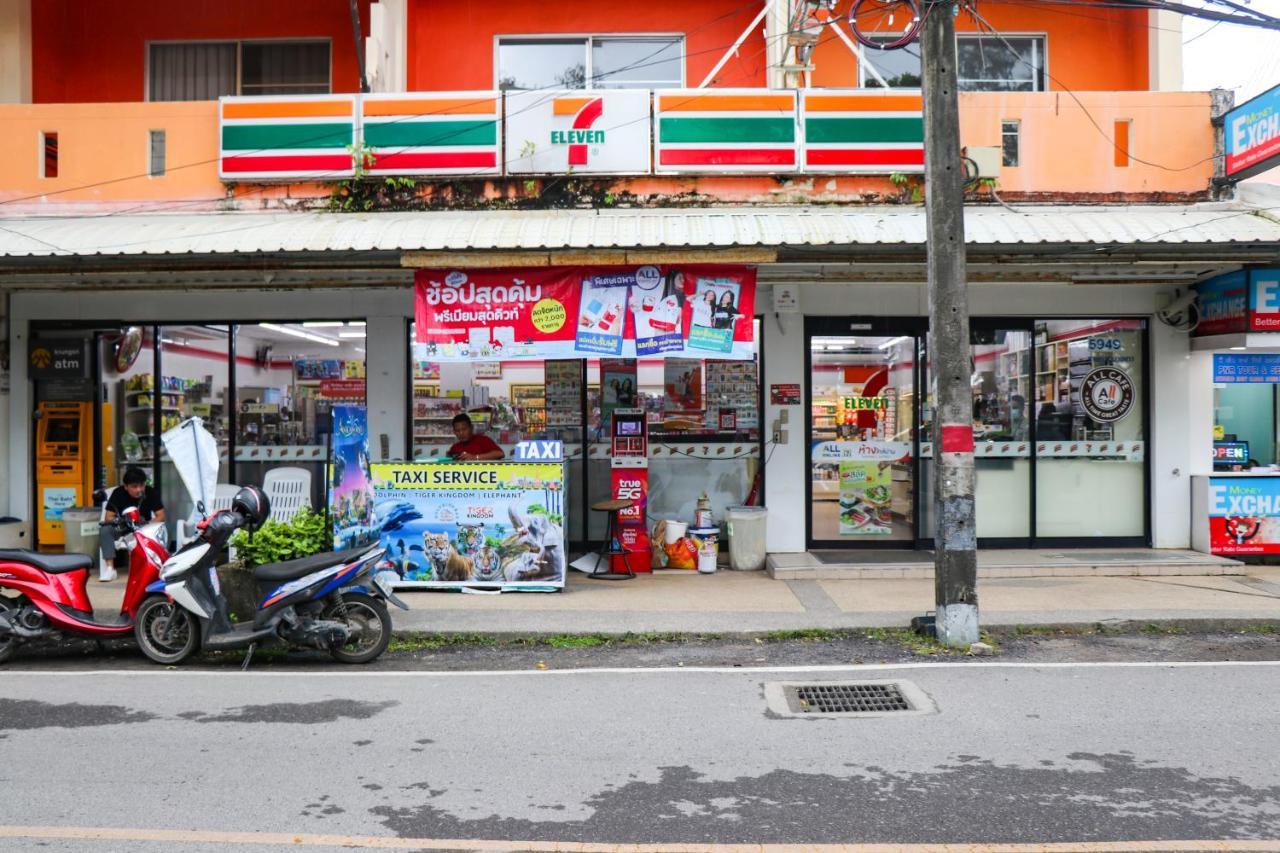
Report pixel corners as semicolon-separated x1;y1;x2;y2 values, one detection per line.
134;595;200;665
323;592;391;664
0;595;20;664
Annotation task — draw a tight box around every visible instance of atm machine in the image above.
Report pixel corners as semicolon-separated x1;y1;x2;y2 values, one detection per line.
609;409;650;573
35;401;94;549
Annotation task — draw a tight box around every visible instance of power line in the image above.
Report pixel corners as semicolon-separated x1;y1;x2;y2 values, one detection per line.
0;0;765;212
0;26;831;256
962;4;1217;172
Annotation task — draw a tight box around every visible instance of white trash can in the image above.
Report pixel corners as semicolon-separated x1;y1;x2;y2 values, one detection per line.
725;506;768;571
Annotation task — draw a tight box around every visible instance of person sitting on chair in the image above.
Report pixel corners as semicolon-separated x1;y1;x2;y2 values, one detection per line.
447;414;504;461
98;466;165;583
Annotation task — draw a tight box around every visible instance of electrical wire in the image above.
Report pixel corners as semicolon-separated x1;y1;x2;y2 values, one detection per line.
962;4;1217;172
0;1;768;213
0;21;831;257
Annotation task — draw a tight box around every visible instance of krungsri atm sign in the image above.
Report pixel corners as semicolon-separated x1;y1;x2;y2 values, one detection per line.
505;90;651;174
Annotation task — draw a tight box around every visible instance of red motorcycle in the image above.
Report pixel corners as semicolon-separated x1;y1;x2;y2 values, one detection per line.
0;505;167;663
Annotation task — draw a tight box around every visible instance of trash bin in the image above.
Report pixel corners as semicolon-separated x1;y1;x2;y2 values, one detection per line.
61;506;101;558
725;506;768;571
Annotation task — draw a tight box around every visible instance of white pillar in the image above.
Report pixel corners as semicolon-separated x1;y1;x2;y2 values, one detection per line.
765;0;790;90
763;309;806;553
367;0;408;93
1148;8;1183;92
7;313;29;521
0;0;32;104
1150;315;1193;548
364;315;407;461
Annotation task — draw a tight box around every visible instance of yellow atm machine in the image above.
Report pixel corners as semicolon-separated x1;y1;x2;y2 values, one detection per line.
36;401;94;550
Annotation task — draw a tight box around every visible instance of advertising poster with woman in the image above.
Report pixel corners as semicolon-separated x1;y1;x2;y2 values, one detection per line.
415;265;754;361
687;276;744;354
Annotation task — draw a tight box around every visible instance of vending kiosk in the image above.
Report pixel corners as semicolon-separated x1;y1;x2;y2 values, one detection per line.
609;409;650;573
35;402;95;549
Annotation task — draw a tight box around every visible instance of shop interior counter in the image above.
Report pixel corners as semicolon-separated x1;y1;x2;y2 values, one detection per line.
1191;472;1280;557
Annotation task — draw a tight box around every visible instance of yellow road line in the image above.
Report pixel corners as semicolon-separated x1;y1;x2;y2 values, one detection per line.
0;825;1277;852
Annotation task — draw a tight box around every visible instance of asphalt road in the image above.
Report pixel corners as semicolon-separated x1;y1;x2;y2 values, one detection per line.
2;658;1280;852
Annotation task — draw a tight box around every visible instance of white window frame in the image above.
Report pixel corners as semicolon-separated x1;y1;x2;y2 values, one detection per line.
856;32;1048;92
144;38;333;101
956;32;1048;93
493;34;686;91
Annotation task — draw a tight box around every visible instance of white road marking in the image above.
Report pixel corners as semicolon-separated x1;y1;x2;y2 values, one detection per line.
4;660;1280;679
0;825;1278;852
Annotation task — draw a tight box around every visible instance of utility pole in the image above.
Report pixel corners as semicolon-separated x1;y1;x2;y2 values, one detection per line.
921;1;978;647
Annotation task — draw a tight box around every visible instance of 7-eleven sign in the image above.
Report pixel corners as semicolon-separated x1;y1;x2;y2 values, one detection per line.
506;89;651;175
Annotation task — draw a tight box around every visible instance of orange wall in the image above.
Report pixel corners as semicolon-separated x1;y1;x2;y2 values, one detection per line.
812;2;1150;91
407;0;1149;93
31;0;372;103
0;92;1210;211
407;0;769;90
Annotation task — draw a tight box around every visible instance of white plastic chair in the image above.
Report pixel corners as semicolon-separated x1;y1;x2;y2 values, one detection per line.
261;467;312;524
174;483;240;549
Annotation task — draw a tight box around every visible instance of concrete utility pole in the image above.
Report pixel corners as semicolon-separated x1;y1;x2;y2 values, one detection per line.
921;1;978;647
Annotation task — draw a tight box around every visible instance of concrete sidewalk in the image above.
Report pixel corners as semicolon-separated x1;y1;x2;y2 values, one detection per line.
87;562;1280;635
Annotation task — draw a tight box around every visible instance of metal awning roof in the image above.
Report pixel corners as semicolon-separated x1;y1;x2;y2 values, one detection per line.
0;202;1278;264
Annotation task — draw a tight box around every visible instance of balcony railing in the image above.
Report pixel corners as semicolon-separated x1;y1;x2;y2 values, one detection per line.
0;90;1215;210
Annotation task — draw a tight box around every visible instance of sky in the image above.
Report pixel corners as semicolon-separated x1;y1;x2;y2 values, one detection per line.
1182;0;1280;102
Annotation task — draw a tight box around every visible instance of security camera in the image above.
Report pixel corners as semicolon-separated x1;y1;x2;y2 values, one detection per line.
1156;289;1199;332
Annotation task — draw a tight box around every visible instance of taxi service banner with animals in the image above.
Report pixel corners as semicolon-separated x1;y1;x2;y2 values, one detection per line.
352;461;568;590
413;265;756;362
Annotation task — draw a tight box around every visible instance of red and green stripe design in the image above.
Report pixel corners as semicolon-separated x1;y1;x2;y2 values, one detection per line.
219;97;357;180
801;91;924;173
654;90;798;173
360;93;501;176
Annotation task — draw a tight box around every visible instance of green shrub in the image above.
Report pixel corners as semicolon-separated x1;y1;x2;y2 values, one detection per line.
230;507;329;568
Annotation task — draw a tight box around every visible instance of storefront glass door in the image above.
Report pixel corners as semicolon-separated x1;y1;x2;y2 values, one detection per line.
921;325;1034;544
808;328;919;546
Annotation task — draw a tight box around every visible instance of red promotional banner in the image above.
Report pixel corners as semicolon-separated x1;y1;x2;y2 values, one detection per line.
319;378;367;399
414;266;755;362
610;466;651;574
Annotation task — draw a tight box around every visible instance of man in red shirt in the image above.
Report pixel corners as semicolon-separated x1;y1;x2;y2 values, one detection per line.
448;414;505;461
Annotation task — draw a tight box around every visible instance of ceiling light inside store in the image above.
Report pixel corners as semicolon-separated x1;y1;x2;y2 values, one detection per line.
1229;346;1247;351
259;323;339;347
878;336;910;350
338;332;365;338
349;321;366;327
301;322;344;328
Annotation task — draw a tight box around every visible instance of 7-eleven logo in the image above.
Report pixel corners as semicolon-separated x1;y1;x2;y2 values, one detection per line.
550;96;605;166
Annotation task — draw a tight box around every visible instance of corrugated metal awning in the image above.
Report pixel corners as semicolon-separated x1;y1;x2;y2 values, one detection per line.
0;203;1278;262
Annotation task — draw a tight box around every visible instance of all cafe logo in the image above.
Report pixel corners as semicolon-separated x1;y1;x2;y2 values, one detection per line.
1081;367;1134;423
550;96;605;166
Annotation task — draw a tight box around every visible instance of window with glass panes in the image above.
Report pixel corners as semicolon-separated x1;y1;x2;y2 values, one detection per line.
860;35;1045;91
497;37;684;90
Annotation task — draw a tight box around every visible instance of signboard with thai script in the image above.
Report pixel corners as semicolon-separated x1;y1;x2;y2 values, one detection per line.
1224;83;1280;181
340;461;567;590
413;266;756;361
800;91;924;173
654;89;798;173
361;92;500;176
218;96;357;180
505;90;650;174
1213;353;1280;383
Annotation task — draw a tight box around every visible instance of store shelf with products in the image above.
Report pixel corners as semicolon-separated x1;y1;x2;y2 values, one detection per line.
510;384;547;435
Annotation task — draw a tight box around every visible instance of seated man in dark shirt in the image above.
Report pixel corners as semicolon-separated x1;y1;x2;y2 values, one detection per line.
98;465;165;582
447;414;504;461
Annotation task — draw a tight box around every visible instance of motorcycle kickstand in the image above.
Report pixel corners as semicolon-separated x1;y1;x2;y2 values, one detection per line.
241;642;256;671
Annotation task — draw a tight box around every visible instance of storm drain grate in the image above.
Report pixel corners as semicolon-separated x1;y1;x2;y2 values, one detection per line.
793;683;911;714
764;680;937;718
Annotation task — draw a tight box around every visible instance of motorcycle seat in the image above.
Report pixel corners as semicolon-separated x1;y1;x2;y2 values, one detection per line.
0;549;94;574
253;547;371;583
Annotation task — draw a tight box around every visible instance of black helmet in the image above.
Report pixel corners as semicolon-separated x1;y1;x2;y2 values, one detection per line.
231;485;270;532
